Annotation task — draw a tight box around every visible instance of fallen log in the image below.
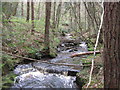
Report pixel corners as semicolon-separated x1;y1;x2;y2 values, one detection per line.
70;50;102;58
2;51;92;68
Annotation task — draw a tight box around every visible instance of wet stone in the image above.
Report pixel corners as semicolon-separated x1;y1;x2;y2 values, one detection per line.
33;62;80;76
14;63;37;75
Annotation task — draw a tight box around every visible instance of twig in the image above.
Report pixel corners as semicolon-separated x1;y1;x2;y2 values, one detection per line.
86;1;104;88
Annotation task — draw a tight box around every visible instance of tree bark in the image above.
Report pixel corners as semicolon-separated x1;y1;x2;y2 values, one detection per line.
78;2;81;26
21;2;24;16
52;2;56;29
44;2;51;56
103;2;120;88
56;2;62;29
71;50;102;58
26;0;30;22
12;2;18;17
31;0;34;35
37;2;41;20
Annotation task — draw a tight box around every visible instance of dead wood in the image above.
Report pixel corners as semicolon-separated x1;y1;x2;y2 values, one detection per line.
71;50;102;58
2;51;93;68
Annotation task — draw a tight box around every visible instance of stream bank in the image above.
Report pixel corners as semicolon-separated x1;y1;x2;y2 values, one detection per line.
10;34;89;89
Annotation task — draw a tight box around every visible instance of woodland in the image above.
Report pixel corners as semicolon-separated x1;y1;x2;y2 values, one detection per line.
1;1;120;89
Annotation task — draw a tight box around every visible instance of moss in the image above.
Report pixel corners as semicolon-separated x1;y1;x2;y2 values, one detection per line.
76;74;87;87
1;54;19;88
2;72;17;88
72;60;80;64
2;54;20;75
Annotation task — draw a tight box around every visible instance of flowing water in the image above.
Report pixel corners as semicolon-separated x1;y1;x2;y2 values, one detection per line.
11;34;88;89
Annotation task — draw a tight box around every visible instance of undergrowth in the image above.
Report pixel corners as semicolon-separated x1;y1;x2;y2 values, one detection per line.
77;54;104;88
2;16;60;88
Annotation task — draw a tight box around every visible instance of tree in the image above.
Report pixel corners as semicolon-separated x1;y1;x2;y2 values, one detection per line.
37;2;41;20
31;0;34;35
21;2;24;16
44;2;51;56
70;3;83;39
2;2;18;20
78;2;81;27
55;2;62;29
52;2;56;29
103;2;120;88
26;0;30;21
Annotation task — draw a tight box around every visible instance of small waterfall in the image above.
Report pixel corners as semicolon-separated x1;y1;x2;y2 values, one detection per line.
12;40;88;89
12;64;78;88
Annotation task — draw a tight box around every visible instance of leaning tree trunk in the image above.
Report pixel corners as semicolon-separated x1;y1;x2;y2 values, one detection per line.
103;2;120;88
44;2;51;56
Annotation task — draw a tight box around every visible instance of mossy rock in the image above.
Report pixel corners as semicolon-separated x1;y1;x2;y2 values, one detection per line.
76;75;86;88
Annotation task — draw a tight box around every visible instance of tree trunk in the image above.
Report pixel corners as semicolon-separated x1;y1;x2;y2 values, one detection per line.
70;3;83;39
21;2;24;16
37;2;41;20
2;2;18;20
87;3;92;36
70;6;73;30
26;0;30;22
103;2;120;88
31;0;34;35
84;2;96;33
78;2;81;26
73;2;78;32
56;2;62;29
12;2;18;16
44;2;51;56
52;2;56;29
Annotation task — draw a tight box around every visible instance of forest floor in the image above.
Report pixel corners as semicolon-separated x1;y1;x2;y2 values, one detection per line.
78;55;104;88
2;17;104;88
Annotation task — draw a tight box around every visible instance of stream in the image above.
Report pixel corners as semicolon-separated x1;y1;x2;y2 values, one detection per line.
11;34;88;89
